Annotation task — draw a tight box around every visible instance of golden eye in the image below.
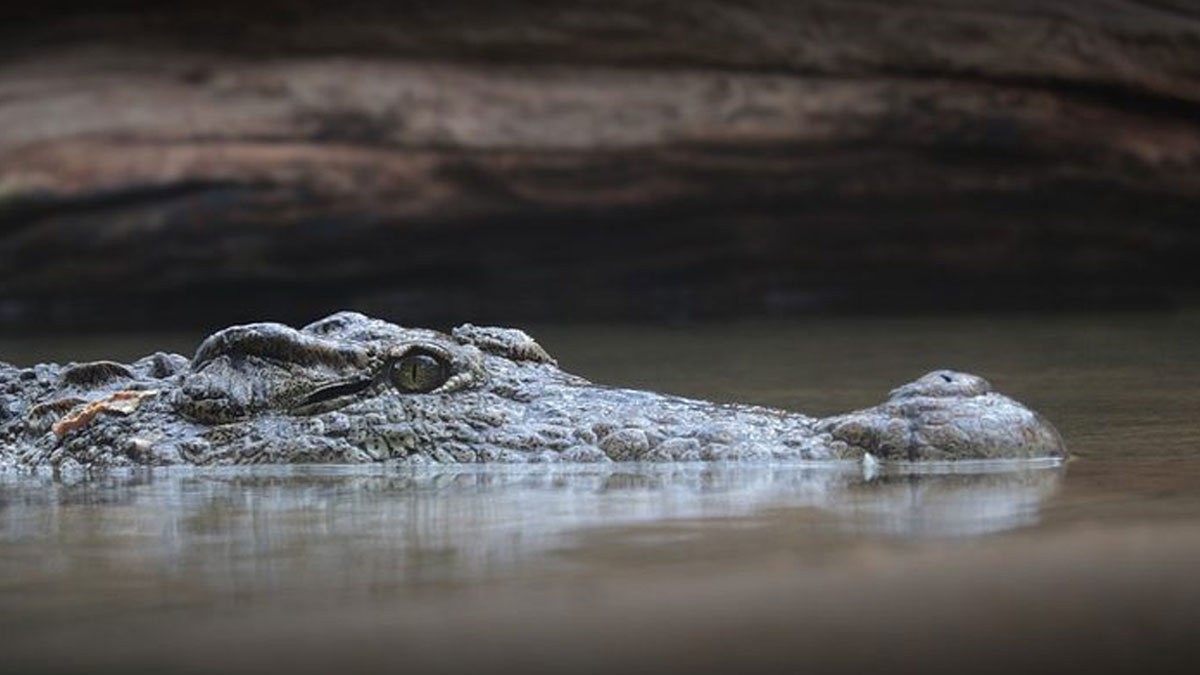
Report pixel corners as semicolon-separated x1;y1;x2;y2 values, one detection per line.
389;351;449;393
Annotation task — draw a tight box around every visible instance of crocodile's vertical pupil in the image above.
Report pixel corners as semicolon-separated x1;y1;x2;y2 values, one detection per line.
390;352;448;393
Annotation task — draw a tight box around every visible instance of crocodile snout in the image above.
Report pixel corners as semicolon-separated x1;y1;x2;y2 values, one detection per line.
819;370;1067;461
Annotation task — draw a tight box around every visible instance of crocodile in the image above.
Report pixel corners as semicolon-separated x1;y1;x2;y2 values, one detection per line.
0;312;1066;468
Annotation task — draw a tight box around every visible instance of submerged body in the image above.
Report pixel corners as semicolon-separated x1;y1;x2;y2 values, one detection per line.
0;313;1065;468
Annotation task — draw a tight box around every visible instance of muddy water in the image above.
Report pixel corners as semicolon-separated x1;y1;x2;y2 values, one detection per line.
1;312;1199;674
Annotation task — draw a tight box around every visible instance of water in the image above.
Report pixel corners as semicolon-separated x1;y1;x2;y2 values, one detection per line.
1;312;1199;673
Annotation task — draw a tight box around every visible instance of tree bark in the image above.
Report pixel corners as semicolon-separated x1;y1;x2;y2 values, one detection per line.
2;2;1199;327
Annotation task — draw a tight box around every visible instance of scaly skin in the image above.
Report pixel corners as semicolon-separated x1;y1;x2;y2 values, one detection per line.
0;312;1066;468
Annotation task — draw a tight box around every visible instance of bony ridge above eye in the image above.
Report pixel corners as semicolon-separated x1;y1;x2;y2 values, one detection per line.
389;348;450;393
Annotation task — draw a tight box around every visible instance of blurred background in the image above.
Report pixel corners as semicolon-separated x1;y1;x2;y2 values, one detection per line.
1;1;1199;331
5;6;1200;674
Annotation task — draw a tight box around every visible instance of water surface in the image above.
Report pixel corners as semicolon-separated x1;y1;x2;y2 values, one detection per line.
1;312;1198;673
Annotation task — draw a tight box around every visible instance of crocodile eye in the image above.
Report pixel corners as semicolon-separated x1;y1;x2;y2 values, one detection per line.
389;351;450;393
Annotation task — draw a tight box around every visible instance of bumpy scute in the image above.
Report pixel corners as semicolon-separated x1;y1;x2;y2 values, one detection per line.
452;324;557;365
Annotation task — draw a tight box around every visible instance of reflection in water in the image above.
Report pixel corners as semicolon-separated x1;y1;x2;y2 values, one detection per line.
843;461;1062;536
1;314;1195;673
0;463;1063;610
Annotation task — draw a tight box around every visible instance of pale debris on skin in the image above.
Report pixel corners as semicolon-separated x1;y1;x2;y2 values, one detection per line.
0;313;1067;467
51;390;159;436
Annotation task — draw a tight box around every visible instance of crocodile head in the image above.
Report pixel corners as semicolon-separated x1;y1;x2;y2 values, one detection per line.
0;312;1066;467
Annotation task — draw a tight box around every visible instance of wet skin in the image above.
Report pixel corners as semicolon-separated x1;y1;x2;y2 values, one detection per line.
0;312;1066;468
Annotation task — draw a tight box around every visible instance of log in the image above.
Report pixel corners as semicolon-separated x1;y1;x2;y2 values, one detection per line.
2;2;1199;327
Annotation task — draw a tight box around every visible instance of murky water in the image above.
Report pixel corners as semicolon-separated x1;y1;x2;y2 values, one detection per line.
1;312;1199;673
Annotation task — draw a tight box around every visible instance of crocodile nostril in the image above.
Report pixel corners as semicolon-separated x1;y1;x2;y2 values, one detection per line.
940;374;953;382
